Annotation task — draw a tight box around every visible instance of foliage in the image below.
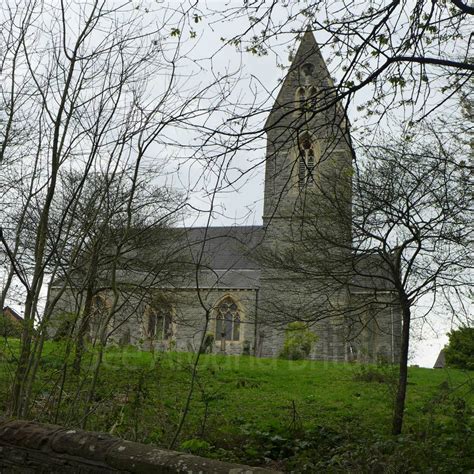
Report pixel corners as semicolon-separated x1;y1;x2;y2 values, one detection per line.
180;439;212;456
242;340;251;356
219;1;472;127
51;313;77;341
238;395;474;473
279;322;317;360
444;326;474;370
353;362;397;386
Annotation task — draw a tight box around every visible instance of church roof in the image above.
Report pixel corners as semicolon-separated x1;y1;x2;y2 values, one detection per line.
172;225;264;290
51;223;394;293
172;226;394;293
2;306;23;322
179;225;264;270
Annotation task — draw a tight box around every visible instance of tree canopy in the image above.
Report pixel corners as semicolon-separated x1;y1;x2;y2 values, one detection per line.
445;326;474;370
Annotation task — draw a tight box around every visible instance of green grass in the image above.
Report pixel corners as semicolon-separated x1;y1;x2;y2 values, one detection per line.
1;339;473;472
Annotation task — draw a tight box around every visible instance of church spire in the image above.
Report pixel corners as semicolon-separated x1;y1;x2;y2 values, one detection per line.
265;29;337;131
262;29;352;222
290;28;322;69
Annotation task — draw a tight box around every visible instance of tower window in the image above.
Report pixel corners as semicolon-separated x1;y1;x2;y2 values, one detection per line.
296;87;306;104
295;86;317;114
215;296;240;341
301;63;314;77
298;136;316;187
307;86;317;105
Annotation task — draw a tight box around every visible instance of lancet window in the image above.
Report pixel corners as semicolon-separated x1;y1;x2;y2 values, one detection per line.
298;135;316;187
295;86;317;113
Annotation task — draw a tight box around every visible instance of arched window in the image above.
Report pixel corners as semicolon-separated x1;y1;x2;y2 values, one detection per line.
296;86;306;104
215;296;240;341
145;303;173;340
301;62;314;78
307;86;317;106
298;135;316;187
295;86;317;113
91;295;107;314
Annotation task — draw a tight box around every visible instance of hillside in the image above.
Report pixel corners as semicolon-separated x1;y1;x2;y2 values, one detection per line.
0;340;472;472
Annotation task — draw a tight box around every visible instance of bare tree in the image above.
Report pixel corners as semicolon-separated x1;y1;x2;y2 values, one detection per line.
0;0;243;418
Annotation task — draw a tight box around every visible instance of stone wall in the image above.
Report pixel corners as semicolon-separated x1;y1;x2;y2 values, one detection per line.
164;288;259;356
0;419;279;473
48;286;260;357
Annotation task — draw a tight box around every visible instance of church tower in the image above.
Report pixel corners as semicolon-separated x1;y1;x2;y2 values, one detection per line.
263;28;352;227
257;29;353;359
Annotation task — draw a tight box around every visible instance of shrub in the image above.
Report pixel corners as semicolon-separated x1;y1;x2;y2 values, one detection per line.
52;312;77;341
444;326;474;370
353;363;397;385
180;439;211;456
279;322;317;360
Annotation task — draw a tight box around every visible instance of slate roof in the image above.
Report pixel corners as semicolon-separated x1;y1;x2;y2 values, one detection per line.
172;226;264;290
179;226;264;270
170;226;395;292
53;224;395;293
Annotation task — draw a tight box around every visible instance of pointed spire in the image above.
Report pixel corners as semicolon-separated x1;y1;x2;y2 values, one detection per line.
265;29;335;130
289;28;324;74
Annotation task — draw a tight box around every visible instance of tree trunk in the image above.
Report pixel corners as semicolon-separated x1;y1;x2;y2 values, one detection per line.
72;245;99;375
392;302;411;435
72;289;94;376
10;288;37;416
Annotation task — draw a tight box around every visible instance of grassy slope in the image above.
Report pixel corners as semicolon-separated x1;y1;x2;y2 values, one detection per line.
0;340;473;471
117;349;473;434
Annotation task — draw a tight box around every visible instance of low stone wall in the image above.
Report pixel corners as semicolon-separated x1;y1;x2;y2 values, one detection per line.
0;419;279;473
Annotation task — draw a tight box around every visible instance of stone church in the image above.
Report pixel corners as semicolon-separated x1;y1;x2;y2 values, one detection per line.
50;30;401;362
